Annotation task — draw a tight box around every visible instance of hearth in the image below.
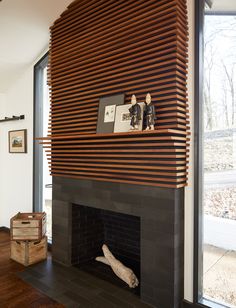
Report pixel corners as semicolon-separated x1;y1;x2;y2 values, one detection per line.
52;176;184;308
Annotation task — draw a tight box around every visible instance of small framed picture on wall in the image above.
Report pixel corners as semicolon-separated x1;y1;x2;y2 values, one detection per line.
9;129;27;153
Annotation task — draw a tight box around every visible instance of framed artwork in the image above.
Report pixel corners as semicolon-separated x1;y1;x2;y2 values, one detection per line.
96;94;125;133
9;129;27;153
114;102;145;133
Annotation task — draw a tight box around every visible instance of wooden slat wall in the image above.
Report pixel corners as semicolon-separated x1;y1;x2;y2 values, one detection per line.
40;0;189;188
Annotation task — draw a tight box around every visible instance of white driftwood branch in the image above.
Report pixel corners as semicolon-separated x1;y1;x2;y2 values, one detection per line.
95;256;110;266
95;244;139;288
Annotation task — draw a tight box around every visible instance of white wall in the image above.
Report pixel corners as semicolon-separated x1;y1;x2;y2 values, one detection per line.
0;94;6;112
0;94;7;190
184;0;195;302
0;94;5;220
0;48;48;227
0;67;34;227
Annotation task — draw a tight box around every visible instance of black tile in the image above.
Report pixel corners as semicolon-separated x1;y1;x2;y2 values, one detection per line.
51;176;184;308
99;291;134;308
63;290;95;308
52;294;81;307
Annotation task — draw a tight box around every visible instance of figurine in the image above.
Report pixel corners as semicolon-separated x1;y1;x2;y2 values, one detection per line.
144;93;155;130
129;94;141;130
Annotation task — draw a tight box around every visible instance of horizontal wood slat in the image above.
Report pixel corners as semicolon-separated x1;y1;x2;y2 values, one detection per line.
49;166;187;177
39;0;189;188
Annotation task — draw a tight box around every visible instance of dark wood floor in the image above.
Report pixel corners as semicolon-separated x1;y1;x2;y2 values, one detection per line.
0;229;63;308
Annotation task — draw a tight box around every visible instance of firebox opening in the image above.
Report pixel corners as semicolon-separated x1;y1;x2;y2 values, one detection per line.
72;204;141;295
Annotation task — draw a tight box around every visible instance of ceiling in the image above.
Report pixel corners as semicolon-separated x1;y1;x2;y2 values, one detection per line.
0;0;72;92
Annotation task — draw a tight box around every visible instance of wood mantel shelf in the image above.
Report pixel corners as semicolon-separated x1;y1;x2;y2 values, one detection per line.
40;0;189;189
38;129;189;140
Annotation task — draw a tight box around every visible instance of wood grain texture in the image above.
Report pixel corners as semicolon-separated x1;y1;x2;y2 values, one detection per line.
10;237;47;266
10;212;46;241
40;0;189;188
0;230;63;307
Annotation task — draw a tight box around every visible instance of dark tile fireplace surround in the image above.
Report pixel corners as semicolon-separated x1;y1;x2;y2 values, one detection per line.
52;177;184;308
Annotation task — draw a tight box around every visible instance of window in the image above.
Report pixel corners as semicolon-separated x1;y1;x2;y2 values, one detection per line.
195;1;236;307
34;53;52;242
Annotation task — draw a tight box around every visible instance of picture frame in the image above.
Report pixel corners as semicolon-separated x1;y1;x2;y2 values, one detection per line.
96;94;125;133
114;102;145;133
9;129;27;153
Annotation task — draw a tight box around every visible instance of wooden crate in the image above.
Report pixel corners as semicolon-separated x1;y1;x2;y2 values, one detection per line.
10;212;46;241
10;237;47;266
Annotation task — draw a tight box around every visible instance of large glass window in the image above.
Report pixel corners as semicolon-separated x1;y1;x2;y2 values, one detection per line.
200;2;236;307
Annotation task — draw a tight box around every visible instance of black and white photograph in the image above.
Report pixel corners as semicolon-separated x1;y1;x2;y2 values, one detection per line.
114;102;145;133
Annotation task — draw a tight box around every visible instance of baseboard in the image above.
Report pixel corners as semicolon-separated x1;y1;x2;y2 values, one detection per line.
183;300;209;308
0;226;10;233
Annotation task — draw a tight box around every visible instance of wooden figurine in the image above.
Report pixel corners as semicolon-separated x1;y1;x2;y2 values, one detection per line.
129;94;141;130
144;93;155;130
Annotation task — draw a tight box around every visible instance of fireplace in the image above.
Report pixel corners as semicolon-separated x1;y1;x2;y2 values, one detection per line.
52;177;184;308
71;204;140;265
71;204;141;294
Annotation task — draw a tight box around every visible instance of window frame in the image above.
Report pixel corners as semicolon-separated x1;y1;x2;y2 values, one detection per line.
194;0;205;304
194;2;236;308
33;52;49;212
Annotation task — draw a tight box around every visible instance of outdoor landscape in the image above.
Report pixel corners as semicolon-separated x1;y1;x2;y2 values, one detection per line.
203;14;236;307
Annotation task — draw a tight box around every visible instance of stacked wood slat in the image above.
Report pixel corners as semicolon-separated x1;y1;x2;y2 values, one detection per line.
39;0;189;189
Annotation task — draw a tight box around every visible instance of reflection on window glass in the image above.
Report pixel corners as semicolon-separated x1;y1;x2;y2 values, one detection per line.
203;14;236;307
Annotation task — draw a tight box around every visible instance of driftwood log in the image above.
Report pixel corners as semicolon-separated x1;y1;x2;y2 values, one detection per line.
95;244;139;288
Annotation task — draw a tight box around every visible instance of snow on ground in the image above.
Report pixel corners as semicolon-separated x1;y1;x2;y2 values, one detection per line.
204;186;236;220
204;129;236;220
